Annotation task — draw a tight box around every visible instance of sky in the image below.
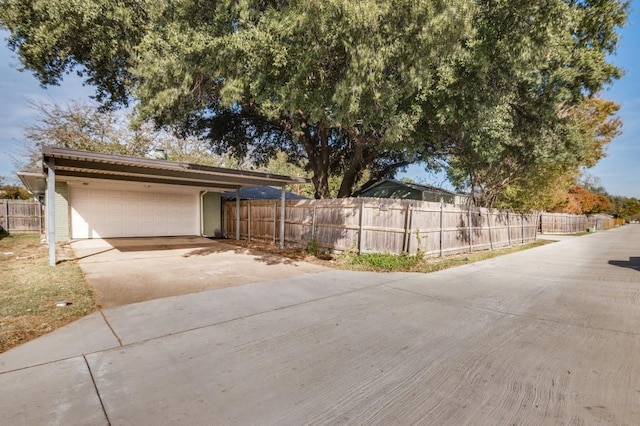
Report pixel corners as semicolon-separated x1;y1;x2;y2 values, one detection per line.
0;6;638;197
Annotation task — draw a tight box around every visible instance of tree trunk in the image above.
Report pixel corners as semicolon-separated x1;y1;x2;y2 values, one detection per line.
300;123;332;199
336;140;364;198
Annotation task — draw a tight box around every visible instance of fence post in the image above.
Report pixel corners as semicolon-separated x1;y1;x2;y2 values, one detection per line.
521;214;525;243
357;198;365;254
311;203;317;240
4;200;9;233
403;203;411;253
406;205;414;254
506;211;512;246
439;202;444;257
38;201;43;234
487;208;494;250
468;206;473;252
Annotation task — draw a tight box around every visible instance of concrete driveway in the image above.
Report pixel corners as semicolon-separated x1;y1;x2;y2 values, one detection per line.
1;226;639;424
69;236;327;307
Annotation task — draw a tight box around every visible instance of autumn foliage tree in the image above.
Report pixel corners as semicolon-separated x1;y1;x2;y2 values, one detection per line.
552;185;612;215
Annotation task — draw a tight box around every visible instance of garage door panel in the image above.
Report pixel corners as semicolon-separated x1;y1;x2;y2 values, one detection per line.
70;185;199;239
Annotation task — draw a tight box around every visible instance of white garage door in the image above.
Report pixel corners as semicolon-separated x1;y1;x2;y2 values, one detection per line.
69;185;199;239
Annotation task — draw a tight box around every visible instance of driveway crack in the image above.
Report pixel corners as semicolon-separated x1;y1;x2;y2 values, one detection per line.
100;311;123;347
83;354;112;426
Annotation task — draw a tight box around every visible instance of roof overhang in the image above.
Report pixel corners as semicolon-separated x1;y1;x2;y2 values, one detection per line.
17;171;47;197
41;146;309;191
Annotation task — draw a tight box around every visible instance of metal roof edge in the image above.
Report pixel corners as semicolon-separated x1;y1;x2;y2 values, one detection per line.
17;171;47;196
42;146;310;184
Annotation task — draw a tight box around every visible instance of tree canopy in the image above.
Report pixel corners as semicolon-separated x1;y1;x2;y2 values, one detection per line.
0;0;629;202
17;99;228;169
439;0;626;209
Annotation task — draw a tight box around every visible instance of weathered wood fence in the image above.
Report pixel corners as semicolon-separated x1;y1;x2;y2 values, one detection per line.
0;199;43;234
539;213;617;234
223;198;538;256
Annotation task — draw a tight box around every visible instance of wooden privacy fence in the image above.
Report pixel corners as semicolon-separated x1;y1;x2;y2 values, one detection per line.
539;213;617;234
223;198;538;257
0;199;43;234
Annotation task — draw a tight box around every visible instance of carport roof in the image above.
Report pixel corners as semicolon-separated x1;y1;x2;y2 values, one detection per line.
35;146;309;191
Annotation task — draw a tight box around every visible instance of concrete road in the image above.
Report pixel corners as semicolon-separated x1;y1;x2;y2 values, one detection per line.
1;226;639;425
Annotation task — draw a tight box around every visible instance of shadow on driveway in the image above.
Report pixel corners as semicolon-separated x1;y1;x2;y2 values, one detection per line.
608;257;640;271
70;236;327;308
183;244;298;266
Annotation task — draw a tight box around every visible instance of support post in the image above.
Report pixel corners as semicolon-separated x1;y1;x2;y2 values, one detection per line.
279;186;286;248
235;188;240;240
273;202;277;243
223;202;228;238
46;158;56;266
247;201;252;242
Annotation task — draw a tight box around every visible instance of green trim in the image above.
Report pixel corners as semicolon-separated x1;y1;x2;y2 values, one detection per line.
203;192;222;237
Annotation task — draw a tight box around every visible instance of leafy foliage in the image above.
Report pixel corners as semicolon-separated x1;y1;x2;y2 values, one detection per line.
0;0;629;202
132;0;474;198
551;185;612;215
0;185;31;199
440;0;627;208
609;195;640;221
0;0;150;107
17;99;229;169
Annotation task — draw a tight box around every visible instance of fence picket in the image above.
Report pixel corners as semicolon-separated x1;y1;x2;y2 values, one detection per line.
223;198;542;257
0;200;43;234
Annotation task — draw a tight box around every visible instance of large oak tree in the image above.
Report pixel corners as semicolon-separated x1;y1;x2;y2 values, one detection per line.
1;0;628;201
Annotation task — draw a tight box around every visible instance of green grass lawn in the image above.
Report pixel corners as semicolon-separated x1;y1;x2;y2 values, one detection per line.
336;240;553;273
0;233;97;353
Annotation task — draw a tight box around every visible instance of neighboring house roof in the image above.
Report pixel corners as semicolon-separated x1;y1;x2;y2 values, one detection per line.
19;146;309;194
359;179;463;197
221;186;309;200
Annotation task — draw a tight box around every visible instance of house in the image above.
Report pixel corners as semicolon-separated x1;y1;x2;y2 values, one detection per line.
18;146;308;264
358;179;469;205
